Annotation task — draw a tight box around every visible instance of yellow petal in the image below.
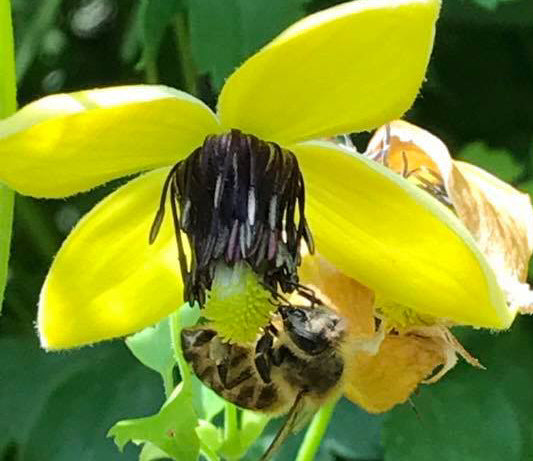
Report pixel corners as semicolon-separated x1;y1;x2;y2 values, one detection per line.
0;85;219;197
368;120;533;316
218;0;440;144
291;140;510;328
39;168;182;349
344;333;445;413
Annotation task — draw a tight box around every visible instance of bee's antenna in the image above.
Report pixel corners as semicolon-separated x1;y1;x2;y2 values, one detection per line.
408;397;422;422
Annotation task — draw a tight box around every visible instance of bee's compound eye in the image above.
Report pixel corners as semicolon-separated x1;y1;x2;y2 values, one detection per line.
289;308;307;322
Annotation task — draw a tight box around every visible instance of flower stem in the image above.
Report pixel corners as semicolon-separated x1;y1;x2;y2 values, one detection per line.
162;366;174;399
174;9;198;96
295;397;338;461
169;310;191;388
223;401;240;460
0;0;17;312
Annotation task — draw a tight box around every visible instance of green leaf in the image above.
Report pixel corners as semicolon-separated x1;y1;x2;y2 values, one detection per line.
240;411;270;454
383;318;533;460
187;0;307;90
14;0;63;83
108;383;200;461
139;442;172;461
126;316;174;376
140;0;181;82
110;305;203;460
457;141;523;183
191;376;225;422
0;336;163;460
196;420;223;452
320;398;383;460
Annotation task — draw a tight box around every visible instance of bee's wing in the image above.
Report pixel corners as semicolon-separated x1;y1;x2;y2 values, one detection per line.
259;391;309;461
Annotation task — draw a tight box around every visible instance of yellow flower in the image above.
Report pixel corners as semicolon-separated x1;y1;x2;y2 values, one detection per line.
1;0;510;352
299;120;533;413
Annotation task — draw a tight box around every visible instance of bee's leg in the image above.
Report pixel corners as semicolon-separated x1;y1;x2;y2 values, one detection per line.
270;345;292;367
217;363;253;389
259;390;307;461
255;330;274;383
217;348;254;390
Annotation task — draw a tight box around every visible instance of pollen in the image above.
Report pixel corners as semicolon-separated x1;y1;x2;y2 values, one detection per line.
203;262;275;344
377;297;435;330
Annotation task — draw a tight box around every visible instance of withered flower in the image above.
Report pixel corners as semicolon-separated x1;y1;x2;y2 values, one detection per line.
300;120;533;412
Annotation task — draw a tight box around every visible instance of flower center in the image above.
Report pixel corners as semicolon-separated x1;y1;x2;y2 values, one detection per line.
150;129;314;308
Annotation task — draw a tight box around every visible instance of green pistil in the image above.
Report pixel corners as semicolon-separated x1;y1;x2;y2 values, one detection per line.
203;262;275;344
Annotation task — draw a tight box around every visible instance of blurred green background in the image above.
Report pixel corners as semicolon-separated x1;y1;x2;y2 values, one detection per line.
2;0;533;460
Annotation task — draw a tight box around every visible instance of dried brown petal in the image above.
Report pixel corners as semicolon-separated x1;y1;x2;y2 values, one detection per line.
451;161;533;310
299;253;375;337
344;333;445;413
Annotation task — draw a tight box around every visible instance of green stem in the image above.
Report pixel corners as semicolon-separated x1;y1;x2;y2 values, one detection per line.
144;60;159;84
223;401;240;460
0;0;17;313
162;366;174;398
174;10;198;96
169;310;191;388
15;0;62;82
295;398;338;461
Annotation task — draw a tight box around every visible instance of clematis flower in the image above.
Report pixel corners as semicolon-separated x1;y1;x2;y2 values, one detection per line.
299;120;533;413
1;0;513;354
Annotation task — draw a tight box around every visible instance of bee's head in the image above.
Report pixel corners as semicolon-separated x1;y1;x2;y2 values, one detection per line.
279;305;345;355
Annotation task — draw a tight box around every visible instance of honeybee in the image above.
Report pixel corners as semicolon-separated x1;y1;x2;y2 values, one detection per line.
181;304;348;460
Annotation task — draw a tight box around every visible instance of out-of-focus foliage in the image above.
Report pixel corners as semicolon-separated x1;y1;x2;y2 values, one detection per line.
469;0;519;10
458;142;523;183
384;317;533;461
187;0;308;91
2;0;533;460
0;336;163;460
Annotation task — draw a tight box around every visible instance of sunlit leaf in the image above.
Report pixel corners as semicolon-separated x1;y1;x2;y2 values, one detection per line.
196;420;223;452
240;411;270;456
125;316;173;377
108;383;200;461
139;442;171;461
191;377;225;422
